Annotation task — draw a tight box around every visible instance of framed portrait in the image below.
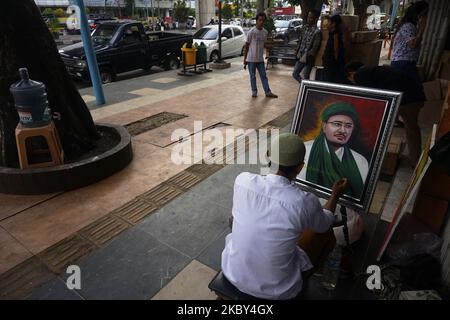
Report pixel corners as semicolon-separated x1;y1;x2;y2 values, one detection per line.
291;80;402;213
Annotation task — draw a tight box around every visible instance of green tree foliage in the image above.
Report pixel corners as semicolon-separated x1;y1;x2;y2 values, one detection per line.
244;0;256;9
264;16;276;36
233;1;240;16
54;8;65;17
41;8;60;32
174;0;189;23
188;8;196;17
42;8;54;16
222;4;233;20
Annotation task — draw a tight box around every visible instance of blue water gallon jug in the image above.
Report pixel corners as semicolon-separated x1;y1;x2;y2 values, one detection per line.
9;68;51;127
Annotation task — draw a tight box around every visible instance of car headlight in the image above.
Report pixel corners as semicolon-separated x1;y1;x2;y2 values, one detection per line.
58;49;64;53
75;59;87;68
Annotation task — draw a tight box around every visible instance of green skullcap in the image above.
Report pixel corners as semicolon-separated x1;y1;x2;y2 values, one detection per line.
269;133;306;166
321;102;359;126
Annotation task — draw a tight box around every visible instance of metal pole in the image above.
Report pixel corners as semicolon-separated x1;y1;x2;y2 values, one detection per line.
74;0;105;105
218;0;222;61
195;0;200;29
240;0;244;26
150;0;153;28
390;0;400;29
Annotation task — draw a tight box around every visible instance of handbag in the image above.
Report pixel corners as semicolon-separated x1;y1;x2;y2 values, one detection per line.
429;131;450;175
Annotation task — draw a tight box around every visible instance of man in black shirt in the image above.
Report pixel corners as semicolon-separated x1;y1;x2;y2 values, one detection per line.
345;62;426;166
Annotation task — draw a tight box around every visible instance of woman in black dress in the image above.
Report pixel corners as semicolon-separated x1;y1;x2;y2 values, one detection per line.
322;14;346;84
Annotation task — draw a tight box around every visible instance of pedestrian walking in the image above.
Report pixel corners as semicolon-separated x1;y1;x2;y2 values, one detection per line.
243;12;278;98
292;9;322;83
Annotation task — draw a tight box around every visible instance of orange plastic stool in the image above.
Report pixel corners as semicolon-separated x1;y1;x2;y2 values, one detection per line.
15;121;64;169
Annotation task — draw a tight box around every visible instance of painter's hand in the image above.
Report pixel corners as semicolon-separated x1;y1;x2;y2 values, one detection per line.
332;178;349;197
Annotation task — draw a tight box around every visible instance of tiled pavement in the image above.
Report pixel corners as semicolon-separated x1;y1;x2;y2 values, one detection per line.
0;59;298;299
0;56;435;300
25;162;261;300
22;129;390;300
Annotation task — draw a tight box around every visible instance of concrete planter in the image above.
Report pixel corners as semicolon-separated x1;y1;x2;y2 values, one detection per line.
0;123;133;195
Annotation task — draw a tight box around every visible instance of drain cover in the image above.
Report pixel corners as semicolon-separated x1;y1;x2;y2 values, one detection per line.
125;112;188;136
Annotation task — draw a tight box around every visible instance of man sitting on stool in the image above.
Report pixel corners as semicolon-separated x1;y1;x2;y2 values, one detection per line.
221;133;348;299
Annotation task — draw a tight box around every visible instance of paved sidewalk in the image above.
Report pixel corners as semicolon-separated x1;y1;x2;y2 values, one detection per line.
1;56;438;300
0;59;299;299
23;124;390;300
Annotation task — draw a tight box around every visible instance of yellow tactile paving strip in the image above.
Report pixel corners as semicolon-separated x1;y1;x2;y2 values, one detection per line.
0;107;294;300
3;64;385;299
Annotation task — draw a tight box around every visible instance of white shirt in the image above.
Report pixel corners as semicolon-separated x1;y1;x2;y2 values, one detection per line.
246;27;267;62
221;172;336;300
298;139;369;184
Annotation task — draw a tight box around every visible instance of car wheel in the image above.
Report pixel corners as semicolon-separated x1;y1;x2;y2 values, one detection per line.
210;51;219;62
164;55;180;70
100;67;115;84
240;46;245;56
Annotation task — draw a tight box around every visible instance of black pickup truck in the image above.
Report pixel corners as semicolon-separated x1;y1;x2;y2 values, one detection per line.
59;20;192;83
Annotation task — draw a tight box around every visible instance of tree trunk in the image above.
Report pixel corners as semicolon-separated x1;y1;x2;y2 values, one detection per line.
256;0;265;14
0;0;99;167
300;0;324;21
256;0;275;14
353;1;369;30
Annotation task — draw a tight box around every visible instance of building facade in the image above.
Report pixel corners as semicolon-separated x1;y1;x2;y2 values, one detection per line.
34;0;177;17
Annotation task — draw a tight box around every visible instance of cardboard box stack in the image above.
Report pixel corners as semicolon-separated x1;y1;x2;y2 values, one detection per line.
340;15;359;32
381;127;404;176
351;30;379;43
420;78;450;129
349;31;382;66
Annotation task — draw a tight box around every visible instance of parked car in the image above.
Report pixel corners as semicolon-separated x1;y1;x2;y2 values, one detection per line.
59;21;192;83
193;25;246;62
87;14;115;31
230;18;242;26
273;15;299;21
274;18;303;44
